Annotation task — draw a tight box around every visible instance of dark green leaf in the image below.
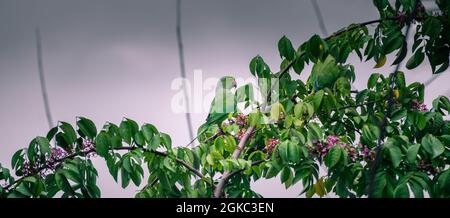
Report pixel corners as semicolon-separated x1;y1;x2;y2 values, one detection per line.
77;117;97;139
278;35;296;61
421;134;444;159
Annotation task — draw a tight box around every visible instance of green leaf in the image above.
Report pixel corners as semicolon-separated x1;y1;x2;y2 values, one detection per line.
270;102;285;121
142;123;157;143
236;84;254;103
277;141;289;163
374;55;386;68
55;172;75;196
15;183;32;197
122;156;132;173
11;149;24;170
249;55;270;78
292;58;305;75
385;141;402;168
423;17;442;39
95;132;110;158
278;35;295;61
46;126;58;141
120;168;130;188
160;133;172;150
383;33;403;55
406;49;424;70
392;40;407;65
106;156;118;182
35;136;51;156
437;170;450;195
307;122;324;141
77;117;97;139
312;90;324;110
119;120;133;144
110;135;122;148
294;102;314;120
265;165;281;179
149;134;161;150
367;73;382;89
334;77;351;95
280;167;293;184
134;131;145;147
362;124;380;142
406;144;421;164
307;35;325;61
287;142;301;163
324;146;342;168
421;134;444;159
394;183;409;198
59;122;77;145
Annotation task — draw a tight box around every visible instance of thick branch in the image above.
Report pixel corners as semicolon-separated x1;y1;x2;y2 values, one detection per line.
213;126;255;198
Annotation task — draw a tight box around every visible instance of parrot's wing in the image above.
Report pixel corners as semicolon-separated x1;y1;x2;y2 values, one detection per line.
208;89;236;116
199;89;236;135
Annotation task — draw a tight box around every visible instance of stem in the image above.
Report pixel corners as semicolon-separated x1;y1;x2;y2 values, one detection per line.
213;126;255;198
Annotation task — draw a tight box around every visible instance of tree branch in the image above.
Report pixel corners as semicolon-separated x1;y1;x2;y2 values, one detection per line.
5;146;208;191
213;126;255;198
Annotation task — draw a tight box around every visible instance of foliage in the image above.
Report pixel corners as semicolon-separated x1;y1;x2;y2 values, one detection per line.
1;0;449;198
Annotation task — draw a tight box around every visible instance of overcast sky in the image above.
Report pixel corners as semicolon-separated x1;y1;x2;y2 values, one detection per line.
0;0;448;197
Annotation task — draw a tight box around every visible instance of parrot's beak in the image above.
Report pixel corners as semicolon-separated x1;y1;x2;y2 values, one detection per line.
232;80;237;88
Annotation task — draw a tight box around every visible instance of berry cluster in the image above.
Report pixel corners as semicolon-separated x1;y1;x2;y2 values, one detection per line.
264;138;280;154
81;139;96;158
418;160;440;175
235;113;248;127
411;100;428;112
360;146;371;159
21;147;70;178
396;12;408;26
21;160;36;177
313;135;341;157
309;135;375;163
343;144;357;162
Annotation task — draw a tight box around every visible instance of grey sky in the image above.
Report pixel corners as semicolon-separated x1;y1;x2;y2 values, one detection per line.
0;0;448;197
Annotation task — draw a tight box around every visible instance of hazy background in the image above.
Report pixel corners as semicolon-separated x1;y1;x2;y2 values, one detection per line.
0;0;448;197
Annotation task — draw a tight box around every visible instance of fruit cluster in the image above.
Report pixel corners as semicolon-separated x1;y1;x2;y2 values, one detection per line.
411;100;428;112
264;138;280;154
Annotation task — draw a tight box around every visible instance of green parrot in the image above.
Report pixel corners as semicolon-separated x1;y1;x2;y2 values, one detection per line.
196;76;237;142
